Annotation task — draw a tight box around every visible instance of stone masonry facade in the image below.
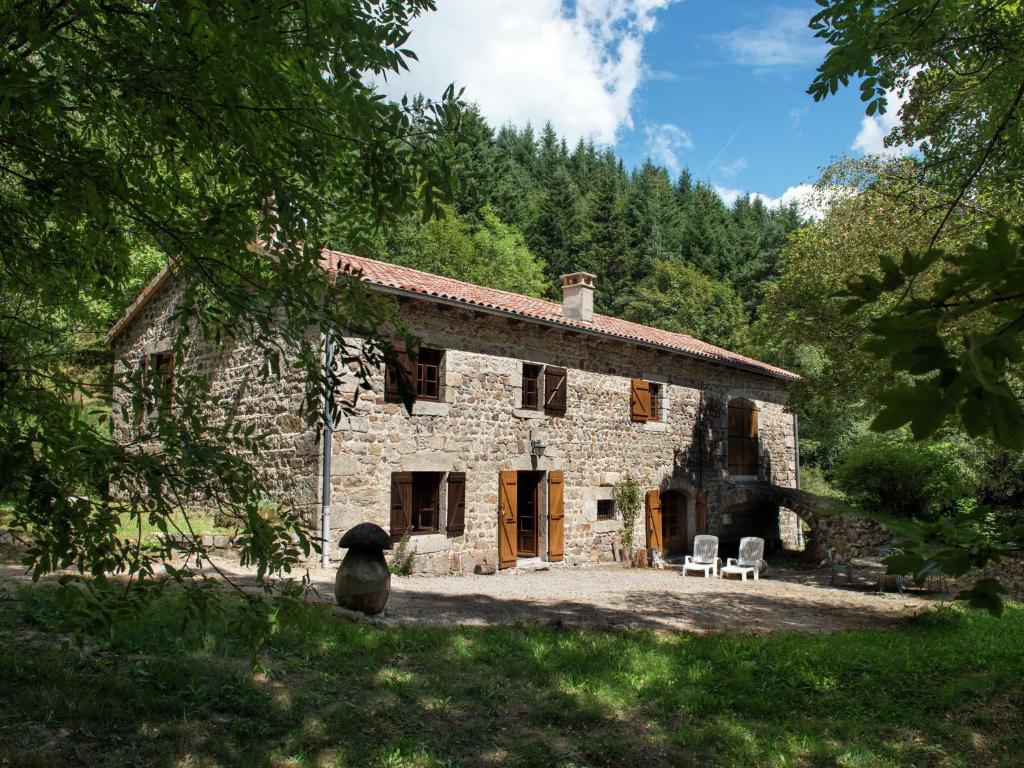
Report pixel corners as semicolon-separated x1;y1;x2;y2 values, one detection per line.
110;268;798;575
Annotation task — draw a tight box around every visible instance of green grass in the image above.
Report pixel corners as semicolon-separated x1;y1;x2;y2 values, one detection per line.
0;503;232;544
0;588;1021;767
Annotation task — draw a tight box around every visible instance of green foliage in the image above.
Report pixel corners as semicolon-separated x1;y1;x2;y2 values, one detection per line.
384;205;548;297
833;436;971;521
623;259;748;349
613;475;642;552
842;220;1024;450
389;531;415;576
0;0;460;634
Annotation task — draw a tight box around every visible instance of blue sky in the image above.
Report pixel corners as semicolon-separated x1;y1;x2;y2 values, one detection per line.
379;1;903;210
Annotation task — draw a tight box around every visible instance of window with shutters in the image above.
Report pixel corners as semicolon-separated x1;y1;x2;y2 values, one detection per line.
390;471;442;539
597;499;615;521
385;345;445;404
727;398;760;476
630;378;651;422
544;366;567;415
521;363;542;410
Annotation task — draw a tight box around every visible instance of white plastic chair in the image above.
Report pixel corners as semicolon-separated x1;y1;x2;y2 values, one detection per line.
720;537;765;581
682;535;721;578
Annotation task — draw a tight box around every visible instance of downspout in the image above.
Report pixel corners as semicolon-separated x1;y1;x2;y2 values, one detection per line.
320;325;334;568
793;412;801;491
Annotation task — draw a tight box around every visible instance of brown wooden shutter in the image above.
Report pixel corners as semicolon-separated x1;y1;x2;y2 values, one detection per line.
630;378;650;422
498;471;518;569
645;489;663;551
728;398;759;474
547;470;564;562
384;343;416;403
135;355;148;426
446;472;466;536
163;352;175;412
390;472;413;539
695;488;708;534
544;366;567;415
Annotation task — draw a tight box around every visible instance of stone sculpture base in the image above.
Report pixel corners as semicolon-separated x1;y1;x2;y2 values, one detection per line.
335;549;391;615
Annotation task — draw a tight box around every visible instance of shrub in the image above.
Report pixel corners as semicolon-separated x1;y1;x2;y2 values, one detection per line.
613;475;642;551
388;532;415;576
832;437;971;520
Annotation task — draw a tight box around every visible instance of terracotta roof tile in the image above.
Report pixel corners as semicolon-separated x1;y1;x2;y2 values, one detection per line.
322;250;798;381
108;250;797;381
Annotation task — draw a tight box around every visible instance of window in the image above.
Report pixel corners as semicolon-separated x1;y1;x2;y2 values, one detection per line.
597;499;615;521
728;398;759;476
416;348;444;401
521;363;542;410
544;366;567;415
630;379;663;423
648;383;662;422
390;472;442;538
138;351;174;424
385;345;445;404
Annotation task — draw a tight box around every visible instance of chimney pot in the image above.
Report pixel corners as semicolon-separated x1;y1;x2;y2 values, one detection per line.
560;272;596;322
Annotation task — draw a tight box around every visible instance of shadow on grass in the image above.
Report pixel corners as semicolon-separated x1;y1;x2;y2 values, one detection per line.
0;587;1021;768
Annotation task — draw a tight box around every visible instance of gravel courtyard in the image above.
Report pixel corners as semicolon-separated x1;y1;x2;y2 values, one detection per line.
286;561;940;634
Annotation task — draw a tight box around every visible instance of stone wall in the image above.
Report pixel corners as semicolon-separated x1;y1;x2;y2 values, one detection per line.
328;297;797;574
109;276;321;522
110;279;799;575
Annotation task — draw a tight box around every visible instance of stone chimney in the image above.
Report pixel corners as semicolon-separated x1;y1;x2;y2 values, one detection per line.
560;272;596;323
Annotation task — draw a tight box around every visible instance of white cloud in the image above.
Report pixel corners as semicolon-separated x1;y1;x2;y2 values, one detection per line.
851;86;918;156
715;183;849;220
715;7;823;68
374;0;677;145
644;123;694;173
718;157;747;178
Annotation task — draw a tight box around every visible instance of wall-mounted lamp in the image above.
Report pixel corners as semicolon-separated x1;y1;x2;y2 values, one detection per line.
530;438;547;458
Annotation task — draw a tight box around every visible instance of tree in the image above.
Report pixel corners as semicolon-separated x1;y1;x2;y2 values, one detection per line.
623;259;748;350
385;206;548;297
0;0;460;634
808;1;1024;612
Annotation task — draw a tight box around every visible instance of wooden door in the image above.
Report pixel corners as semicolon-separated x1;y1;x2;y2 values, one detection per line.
517;472;539;557
645;489;663;551
662;491;688;556
547;471;564;562
498;471;517;569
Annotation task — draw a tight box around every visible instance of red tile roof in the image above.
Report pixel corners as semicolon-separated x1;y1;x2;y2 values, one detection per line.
108;250;797;381
323;250;798;381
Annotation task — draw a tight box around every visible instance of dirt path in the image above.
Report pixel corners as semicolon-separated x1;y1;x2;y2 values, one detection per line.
0;555;944;634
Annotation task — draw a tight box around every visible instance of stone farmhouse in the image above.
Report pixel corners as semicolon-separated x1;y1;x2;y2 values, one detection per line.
108;251;802;575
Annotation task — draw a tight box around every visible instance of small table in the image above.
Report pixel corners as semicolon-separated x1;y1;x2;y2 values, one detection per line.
849;557;888;594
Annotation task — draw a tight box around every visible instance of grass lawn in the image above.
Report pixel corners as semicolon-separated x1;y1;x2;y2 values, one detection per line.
0;504;233;545
0;588;1021;768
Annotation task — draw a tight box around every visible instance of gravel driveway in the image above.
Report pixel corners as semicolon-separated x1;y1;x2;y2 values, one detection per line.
287;561;939;634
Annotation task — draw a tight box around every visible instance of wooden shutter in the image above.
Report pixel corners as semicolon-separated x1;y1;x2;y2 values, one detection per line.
162;352;175;413
390;472;413;539
446;472;466;536
630;378;650;422
544;366;567;415
695;488;708;534
547;470;564;562
498;471;518;569
384;343;416;403
645;489;663;551
135;354;148;426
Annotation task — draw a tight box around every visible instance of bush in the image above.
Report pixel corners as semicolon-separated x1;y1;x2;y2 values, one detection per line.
388;532;415;576
832;437;971;520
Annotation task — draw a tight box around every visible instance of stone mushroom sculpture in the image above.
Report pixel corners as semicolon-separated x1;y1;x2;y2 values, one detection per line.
334;522;393;615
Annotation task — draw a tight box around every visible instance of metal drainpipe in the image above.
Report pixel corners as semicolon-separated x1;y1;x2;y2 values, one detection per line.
320;326;334;568
793;412;801;491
